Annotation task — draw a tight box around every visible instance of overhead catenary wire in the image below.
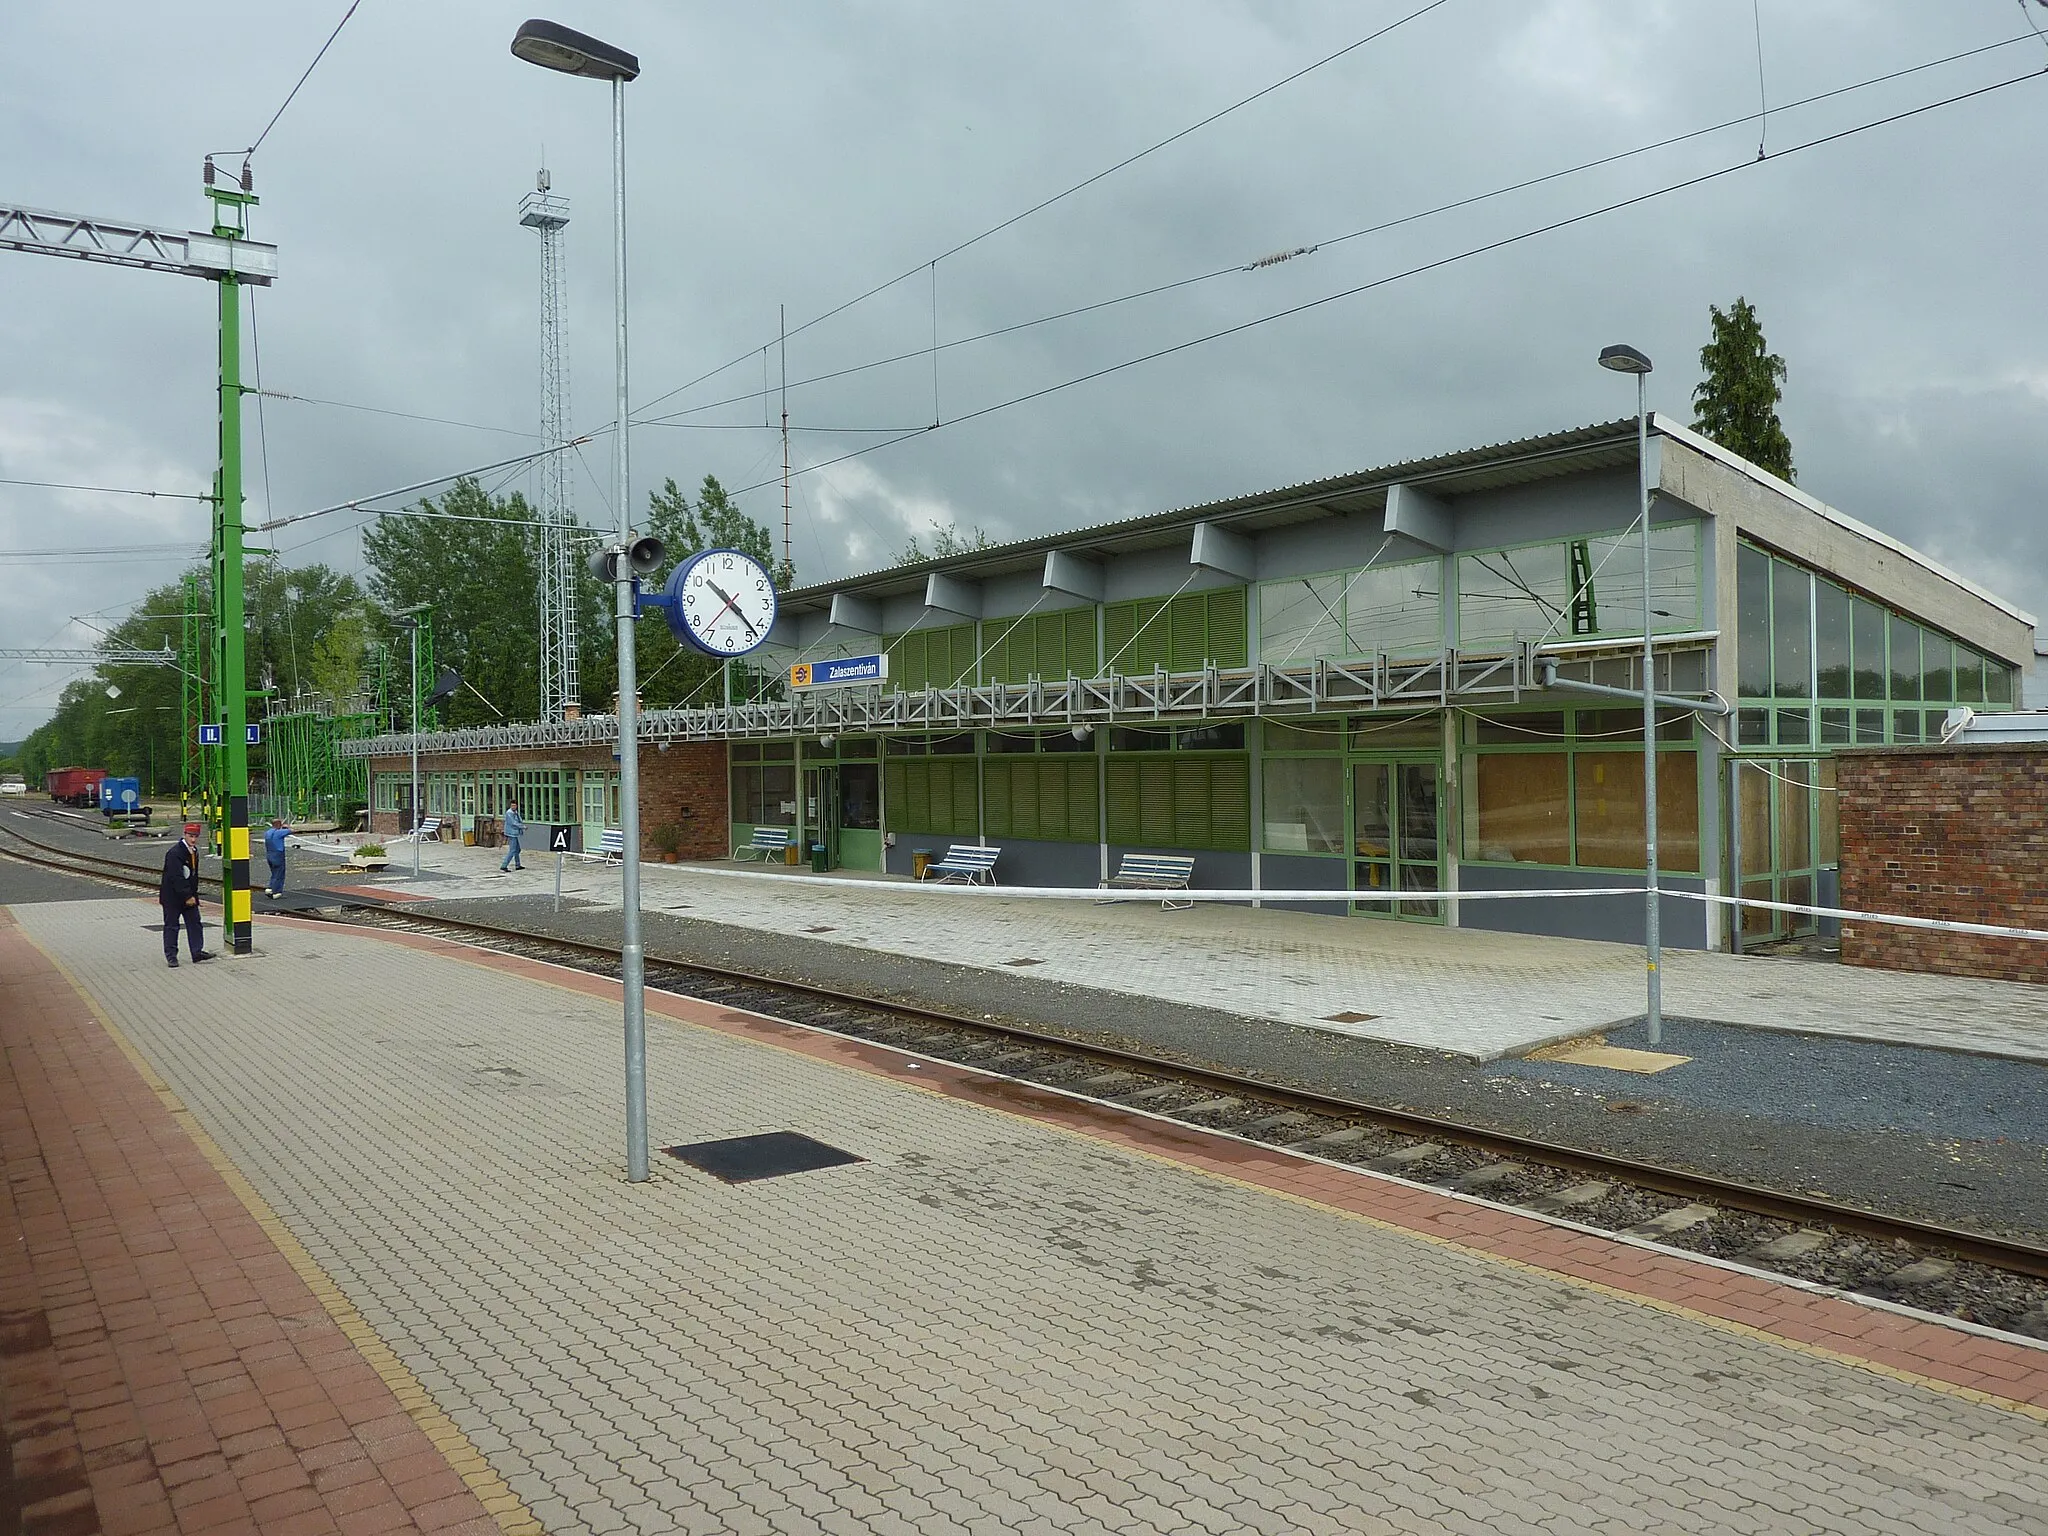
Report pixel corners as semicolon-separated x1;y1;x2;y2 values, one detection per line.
629;0;1458;422
714;66;2045;504
636;32;2038;432
257;437;599;532
244;0;364;161
254;390;537;440
0;477;211;501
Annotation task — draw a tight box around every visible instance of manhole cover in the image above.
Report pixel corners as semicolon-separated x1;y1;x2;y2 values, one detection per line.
1320;1010;1378;1024
663;1131;864;1184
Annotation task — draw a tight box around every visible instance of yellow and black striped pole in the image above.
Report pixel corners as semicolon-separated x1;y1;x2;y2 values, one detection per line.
225;792;252;951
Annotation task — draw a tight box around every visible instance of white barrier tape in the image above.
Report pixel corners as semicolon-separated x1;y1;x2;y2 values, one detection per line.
665;865;1646;905
1663;888;2048;944
664;865;2048;941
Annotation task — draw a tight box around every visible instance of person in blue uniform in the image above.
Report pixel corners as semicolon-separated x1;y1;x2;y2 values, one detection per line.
160;822;213;967
263;817;290;898
499;801;525;872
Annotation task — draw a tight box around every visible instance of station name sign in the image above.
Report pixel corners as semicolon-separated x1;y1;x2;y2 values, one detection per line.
789;654;889;690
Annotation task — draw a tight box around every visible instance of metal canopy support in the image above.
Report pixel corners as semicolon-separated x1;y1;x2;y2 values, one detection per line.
0;647;179;665
520;176;579;720
342;641;1720;758
0;203;277;283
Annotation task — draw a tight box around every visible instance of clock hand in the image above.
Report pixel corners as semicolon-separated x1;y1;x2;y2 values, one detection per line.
704;580;759;638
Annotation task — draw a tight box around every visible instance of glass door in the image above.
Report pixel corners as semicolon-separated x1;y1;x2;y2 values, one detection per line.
1729;758;1821;947
804;766;839;868
1352;759;1443;921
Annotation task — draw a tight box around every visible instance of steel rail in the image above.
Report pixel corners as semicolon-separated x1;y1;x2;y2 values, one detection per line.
4;814;2045;1282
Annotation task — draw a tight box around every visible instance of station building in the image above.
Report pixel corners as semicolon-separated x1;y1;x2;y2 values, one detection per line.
351;417;2035;952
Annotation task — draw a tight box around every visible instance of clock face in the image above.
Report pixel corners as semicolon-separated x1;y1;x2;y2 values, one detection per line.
667;548;778;657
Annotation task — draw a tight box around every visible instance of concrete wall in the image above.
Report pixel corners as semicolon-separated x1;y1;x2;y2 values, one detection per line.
1457;864;1712;949
1837;744;2047;983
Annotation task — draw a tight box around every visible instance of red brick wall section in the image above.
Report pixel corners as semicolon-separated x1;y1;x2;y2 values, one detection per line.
636;741;728;861
365;742;729;860
1837;745;2048;983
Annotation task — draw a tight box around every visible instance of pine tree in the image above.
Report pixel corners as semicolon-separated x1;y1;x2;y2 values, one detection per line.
1691;297;1795;481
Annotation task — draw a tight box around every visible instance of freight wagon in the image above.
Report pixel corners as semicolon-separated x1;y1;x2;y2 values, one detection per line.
45;767;106;807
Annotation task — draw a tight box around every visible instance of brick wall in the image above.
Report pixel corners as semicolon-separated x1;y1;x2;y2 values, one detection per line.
366;741;728;861
636;741;728;860
1837;744;2048;983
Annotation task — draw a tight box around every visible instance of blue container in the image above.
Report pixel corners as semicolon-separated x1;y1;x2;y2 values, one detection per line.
98;777;142;816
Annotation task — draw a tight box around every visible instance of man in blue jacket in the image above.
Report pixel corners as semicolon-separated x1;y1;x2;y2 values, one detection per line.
263;817;290;898
499;801;525;872
160;822;213;966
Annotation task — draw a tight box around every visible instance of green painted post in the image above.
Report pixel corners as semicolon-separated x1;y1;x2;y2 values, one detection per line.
208;183;255;954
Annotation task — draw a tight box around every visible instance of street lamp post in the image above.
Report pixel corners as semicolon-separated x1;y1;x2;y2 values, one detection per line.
1597;344;1661;1046
396;606;429;879
513;19;652;1182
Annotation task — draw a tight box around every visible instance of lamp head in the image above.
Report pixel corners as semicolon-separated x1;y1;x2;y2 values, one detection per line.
1598;344;1653;375
511;19;640;81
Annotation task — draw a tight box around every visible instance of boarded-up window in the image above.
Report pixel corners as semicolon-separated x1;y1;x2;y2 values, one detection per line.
983;756;1099;843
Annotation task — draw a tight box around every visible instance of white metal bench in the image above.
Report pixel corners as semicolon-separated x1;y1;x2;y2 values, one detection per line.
596;827;626;860
401;816;443;842
1100;853;1196;910
735;825;794;861
928;843;1001;885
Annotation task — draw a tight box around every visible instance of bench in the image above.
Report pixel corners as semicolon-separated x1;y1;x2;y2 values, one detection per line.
401;816;443;842
596;828;626;860
927;843;1001;885
1100;852;1196;910
735;825;794;861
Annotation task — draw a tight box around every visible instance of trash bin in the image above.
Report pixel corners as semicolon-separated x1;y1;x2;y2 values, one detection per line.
910;849;934;880
810;841;829;874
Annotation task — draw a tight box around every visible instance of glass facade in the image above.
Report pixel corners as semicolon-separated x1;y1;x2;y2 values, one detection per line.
1735;542;2017;746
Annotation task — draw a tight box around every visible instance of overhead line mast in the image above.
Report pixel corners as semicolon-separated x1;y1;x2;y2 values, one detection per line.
521;168;580;720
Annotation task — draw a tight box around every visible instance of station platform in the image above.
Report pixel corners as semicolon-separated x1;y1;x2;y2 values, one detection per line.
334;837;2048;1064
7;890;2048;1535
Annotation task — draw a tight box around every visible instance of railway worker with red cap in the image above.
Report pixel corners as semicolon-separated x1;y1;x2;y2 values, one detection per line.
160;821;213;967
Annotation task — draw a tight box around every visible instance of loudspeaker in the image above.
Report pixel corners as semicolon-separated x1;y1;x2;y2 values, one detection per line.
424;666;460;709
626;535;665;574
587;547;619;583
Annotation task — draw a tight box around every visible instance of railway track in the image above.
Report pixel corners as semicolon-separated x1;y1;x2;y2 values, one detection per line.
6;808;2048;1341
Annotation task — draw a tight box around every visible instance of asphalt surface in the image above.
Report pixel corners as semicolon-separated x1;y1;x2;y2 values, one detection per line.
6;805;2046;1244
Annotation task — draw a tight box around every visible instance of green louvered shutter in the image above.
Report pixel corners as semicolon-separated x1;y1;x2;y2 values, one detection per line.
981;618;1015;685
1010;759;1039;837
1102;603;1134;675
1172;758;1211;848
1169;596;1206;671
1210;755;1251;850
983;759;1014;837
1137;758;1174;845
950;760;980;835
1060;607;1096;677
1105;760;1141;843
1069;757;1100;843
1207;588;1248;667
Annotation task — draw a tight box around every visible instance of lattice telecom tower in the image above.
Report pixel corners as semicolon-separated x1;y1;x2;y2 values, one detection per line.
520;169;578;720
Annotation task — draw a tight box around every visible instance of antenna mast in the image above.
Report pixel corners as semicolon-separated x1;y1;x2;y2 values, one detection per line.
520;167;579;719
779;303;791;579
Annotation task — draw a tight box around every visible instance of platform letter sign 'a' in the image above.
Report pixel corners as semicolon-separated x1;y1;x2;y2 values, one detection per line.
551;825;573;853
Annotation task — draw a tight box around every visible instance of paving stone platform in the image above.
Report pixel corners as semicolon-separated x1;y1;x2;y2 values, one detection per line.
10;892;2048;1536
326;838;2048;1061
0;908;511;1536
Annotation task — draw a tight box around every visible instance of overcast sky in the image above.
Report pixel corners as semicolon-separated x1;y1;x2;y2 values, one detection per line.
5;0;2046;734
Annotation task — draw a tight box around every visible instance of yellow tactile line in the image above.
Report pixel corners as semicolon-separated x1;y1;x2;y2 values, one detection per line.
375;918;2048;1430
14;924;546;1536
